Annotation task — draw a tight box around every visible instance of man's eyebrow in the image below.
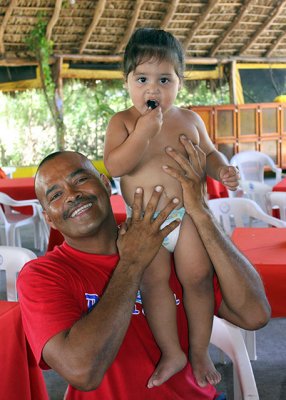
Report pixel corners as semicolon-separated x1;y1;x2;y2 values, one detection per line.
69;168;86;179
46;184;59;198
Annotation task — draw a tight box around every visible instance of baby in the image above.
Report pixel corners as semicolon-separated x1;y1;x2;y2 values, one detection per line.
104;28;239;389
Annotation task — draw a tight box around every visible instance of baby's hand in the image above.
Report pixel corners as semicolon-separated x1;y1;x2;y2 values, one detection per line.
136;105;162;139
219;165;240;191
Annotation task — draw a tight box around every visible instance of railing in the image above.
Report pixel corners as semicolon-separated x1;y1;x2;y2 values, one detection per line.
189;102;286;168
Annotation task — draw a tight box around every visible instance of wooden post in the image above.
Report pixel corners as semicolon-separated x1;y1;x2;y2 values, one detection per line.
230;60;237;104
53;57;65;150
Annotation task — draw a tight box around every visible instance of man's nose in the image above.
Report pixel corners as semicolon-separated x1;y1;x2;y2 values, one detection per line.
66;187;83;202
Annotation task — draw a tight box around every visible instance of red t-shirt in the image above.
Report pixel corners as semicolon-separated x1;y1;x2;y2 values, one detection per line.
17;242;222;400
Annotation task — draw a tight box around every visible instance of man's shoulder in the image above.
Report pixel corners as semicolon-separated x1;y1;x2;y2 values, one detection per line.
18;244;69;278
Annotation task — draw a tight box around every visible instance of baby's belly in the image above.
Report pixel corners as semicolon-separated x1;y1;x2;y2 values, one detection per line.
120;156;184;211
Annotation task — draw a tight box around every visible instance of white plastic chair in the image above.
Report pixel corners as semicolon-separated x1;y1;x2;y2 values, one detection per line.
266;191;286;221
211;317;259;400
0;245;37;301
32;201;50;252
238;180;272;213
112;177;122;195
230;151;282;185
1;166;16;178
208;197;286;361
0;192;43;249
207;197;286;236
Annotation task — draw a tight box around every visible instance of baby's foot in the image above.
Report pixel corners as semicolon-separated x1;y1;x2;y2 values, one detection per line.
147;351;187;388
191;351;221;387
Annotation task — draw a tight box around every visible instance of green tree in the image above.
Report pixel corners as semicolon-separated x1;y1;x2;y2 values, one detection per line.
26;18;65;149
0;79;229;166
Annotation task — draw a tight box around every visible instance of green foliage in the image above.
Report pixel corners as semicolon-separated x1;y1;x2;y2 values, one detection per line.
0;79;229;166
25;18;54;95
25;17;65;149
176;80;230;106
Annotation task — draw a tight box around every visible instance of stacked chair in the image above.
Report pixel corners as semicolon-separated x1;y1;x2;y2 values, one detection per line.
230;150;282;185
208;151;285;368
266;191;286;221
0;192;49;252
0;245;37;301
229;150;283;216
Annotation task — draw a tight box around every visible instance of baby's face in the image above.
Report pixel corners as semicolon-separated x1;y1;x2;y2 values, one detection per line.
126;58;181;115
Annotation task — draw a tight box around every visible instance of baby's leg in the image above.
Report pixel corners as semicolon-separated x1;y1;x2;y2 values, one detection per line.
140;246;187;388
174;215;221;387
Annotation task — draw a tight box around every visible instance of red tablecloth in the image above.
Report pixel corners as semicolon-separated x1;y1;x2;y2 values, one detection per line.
0;177;36;214
0;177;36;199
0;301;49;399
206;177;229;199
47;194;127;252
272;177;286;192
232;227;286;318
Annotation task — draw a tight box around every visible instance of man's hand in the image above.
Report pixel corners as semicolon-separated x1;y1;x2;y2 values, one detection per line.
162;135;207;215
117;185;180;270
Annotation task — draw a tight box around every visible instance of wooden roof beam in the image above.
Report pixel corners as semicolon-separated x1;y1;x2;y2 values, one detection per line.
115;0;144;54
0;0;17;55
2;54;286;67
266;29;286;57
240;0;285;55
182;0;217;52
79;0;106;54
209;0;253;57
46;0;63;41
160;0;179;30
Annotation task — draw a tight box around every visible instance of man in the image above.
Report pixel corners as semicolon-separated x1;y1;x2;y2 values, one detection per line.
17;137;270;400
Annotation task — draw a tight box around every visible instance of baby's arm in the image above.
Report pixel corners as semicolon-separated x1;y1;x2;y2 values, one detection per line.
104;106;162;177
206;151;240;191
194;112;240;191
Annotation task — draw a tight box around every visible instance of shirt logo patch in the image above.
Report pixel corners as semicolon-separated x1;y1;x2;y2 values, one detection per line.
85;293;100;311
85;291;180;314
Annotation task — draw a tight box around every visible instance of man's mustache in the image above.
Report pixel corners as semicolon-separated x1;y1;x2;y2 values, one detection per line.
63;195;98;220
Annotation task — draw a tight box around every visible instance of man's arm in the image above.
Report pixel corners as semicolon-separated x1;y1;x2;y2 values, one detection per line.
162;135;271;329
42;187;180;391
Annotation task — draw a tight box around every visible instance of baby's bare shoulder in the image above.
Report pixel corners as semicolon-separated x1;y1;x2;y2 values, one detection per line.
111;108;132;123
177;107;202;122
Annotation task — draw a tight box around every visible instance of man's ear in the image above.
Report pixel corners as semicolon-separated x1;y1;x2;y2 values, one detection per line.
100;174;112;196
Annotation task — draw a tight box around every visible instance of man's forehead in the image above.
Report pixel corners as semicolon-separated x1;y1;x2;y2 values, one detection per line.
36;153;99;192
42;153;97;174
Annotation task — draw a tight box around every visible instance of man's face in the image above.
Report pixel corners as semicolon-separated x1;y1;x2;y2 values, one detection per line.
36;152;112;240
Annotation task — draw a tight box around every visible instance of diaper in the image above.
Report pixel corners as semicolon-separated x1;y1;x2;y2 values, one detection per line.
153;207;185;252
126;206;185;252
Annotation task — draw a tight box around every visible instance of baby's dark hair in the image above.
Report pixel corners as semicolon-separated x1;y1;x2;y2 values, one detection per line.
123;28;185;80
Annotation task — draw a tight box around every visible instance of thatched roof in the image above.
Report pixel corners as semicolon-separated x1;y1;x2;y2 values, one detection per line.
1;0;286;68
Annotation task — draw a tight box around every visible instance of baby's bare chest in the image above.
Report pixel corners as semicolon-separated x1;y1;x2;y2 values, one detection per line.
142;123;199;162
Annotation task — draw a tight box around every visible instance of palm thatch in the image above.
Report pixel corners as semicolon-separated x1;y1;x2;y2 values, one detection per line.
1;0;286;67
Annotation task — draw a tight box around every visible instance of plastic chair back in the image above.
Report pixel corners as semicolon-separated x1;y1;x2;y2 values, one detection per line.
0;246;37;301
0;192;44;249
238;180;272;212
266;191;286;221
211;317;259;400
230;151;282;184
208;197;286;235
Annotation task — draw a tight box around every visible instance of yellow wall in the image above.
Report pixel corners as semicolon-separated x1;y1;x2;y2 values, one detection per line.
11;160;110;178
